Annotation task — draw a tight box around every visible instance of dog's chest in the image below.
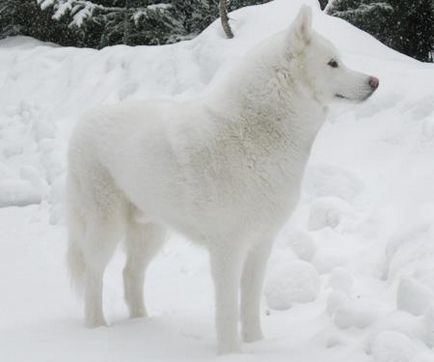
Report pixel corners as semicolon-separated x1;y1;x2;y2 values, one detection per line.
178;123;312;232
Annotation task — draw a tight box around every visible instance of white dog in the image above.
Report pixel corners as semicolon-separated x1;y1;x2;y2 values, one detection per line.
66;5;378;354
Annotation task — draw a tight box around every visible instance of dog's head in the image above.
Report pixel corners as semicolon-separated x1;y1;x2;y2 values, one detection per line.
288;6;379;103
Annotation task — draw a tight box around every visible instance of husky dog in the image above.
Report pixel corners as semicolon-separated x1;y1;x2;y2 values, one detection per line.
66;5;378;354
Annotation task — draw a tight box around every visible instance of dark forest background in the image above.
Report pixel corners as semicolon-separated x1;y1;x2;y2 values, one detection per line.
0;0;433;62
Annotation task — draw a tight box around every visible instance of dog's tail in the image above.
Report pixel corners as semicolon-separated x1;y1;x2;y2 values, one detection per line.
65;172;87;296
67;238;86;296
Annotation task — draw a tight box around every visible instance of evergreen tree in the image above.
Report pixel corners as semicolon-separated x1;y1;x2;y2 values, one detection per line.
0;0;21;38
172;0;217;39
0;0;80;45
386;0;434;62
318;0;328;10
326;0;392;42
35;0;183;47
172;0;270;40
326;0;434;62
0;0;271;48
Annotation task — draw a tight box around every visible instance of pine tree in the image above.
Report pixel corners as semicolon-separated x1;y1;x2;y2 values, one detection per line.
170;0;272;40
228;0;268;8
0;0;21;38
386;0;434;62
1;0;272;47
318;0;329;10
326;0;434;62
172;0;217;39
325;0;393;41
0;0;80;45
34;0;184;47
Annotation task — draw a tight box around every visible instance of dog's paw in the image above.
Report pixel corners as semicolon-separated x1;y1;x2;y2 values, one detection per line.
85;316;108;328
242;329;264;343
217;341;241;355
129;307;147;319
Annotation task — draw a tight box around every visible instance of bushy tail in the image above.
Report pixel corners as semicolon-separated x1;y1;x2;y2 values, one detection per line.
67;239;86;296
65;172;87;297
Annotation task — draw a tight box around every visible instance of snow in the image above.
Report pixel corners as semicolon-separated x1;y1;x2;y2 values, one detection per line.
0;179;42;207
265;260;321;310
280;229;317;261
329;267;354;295
308;196;355;231
397;278;433;317
371;331;415;362
1;0;434;360
333;294;379;330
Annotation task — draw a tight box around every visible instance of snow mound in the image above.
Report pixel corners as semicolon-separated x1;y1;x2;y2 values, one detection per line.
279;230;317;262
308;196;355;231
423;306;434;348
334;299;377;330
265;260;320;310
304;164;364;203
329;267;354;295
371;331;415;362
397;278;433;316
327;291;378;330
0;179;42;207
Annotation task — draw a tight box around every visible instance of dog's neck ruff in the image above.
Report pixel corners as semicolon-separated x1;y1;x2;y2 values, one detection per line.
212;34;328;158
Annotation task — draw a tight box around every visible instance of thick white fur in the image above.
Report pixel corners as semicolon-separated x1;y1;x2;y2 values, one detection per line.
66;6;377;355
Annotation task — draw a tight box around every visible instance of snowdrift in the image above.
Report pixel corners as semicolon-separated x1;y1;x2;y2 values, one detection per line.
1;0;434;361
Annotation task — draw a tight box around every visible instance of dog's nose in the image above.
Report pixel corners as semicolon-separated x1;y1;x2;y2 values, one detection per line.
368;76;379;90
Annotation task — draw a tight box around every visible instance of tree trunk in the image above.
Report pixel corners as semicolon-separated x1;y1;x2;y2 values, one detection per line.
123;0;131;45
219;0;234;39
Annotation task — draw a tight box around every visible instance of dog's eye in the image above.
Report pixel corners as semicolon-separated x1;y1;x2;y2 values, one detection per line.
328;60;339;68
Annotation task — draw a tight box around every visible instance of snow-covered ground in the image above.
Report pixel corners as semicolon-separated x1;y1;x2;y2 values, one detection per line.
1;0;434;361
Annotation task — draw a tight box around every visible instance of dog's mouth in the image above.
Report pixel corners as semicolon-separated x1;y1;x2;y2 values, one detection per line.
335;90;374;103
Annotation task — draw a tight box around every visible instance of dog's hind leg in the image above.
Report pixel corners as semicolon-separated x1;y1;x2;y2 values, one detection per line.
69;165;126;328
123;209;166;319
82;209;124;327
240;241;272;343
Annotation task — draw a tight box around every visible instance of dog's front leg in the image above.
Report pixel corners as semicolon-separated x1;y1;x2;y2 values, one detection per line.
209;243;246;355
241;240;273;342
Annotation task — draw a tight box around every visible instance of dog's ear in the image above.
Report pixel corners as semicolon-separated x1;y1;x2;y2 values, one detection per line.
288;5;313;50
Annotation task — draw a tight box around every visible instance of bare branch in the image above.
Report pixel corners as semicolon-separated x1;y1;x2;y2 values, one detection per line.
219;0;234;39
